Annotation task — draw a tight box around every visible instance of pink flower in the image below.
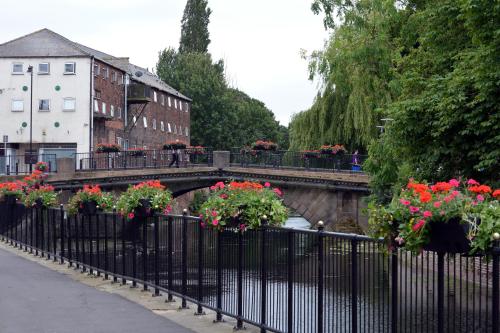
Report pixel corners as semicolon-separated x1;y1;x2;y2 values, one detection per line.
215;182;225;189
212;219;219;226
128;212;135;219
273;188;283;196
444;196;453;203
477;194;484;202
219;194;228;199
472;200;478;206
239;224;246;231
164;205;172;214
467;179;479;185
200;222;206;228
264;182;271;188
211;210;218;217
423;210;432;218
395;236;405;245
440;210;445;216
409;206;420;214
210;186;216;190
451;190;460;197
433;201;442;208
399;198;411;206
448;179;460;187
412;219;426;232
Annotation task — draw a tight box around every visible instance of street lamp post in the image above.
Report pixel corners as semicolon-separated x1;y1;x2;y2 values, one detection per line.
27;65;33;172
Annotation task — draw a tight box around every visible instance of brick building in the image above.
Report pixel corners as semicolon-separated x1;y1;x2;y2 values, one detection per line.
0;29;190;171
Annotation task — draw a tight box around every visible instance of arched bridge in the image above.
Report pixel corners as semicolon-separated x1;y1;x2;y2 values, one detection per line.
44;166;370;232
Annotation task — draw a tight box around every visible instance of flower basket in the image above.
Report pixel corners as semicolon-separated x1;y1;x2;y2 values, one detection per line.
128;148;145;157
303;151;319;159
2;194;18;206
200;181;287;231
163;142;187;150
117;180;173;220
187;146;205;155
423;218;471;254
134;199;154;218
34;161;49;172
251;140;278;151
78;200;100;215
96;143;121;153
24;185;57;208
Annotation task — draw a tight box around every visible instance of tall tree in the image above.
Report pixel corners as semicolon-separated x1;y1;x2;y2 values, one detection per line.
179;0;212;53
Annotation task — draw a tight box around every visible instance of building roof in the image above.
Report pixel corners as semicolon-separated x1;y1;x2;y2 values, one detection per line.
0;29;190;101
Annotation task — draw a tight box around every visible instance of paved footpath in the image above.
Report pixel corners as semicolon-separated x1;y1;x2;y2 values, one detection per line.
0;247;195;333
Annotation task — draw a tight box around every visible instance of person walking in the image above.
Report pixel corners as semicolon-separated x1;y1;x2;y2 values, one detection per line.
169;140;180;168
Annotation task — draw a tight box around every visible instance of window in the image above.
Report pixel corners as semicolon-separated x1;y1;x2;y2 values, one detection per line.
119;74;124;84
103;67;108;79
117;107;122;119
185;127;189;137
11;100;24;112
160;121;165;132
94;100;99;112
102;102;106;114
94;90;101;99
180;101;183;111
110;105;115;117
133;116;137;126
174;124;177;134
94;64;100;76
112;71;117;82
117;137;123;147
12;63;23;74
143;116;148;128
168;96;171;107
153;119;156;130
63;98;76;111
174;99;178;109
38;63;50;74
161;95;165;106
153;91;157;102
167;123;172;132
185;102;189;112
39;99;50;111
64;62;76;74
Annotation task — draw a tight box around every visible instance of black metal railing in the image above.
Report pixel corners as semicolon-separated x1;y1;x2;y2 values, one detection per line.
0;154;57;175
0;203;498;333
74;149;213;171
230;149;367;173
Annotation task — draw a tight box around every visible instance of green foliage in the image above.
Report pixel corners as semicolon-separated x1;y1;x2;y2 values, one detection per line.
67;185;113;215
189;190;209;215
179;0;212;54
471;201;500;254
24;186;58;208
116;181;173;219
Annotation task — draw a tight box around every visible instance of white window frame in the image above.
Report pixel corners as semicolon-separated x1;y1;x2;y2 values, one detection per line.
12;63;23;74
185;127;189;136
110;105;115;117
94;64;100;76
38;63;50;75
161;95;165;106
185;102;189;112
167;123;172;133
174;99;178;109
102;102;107;115
174;124;177;134
153;91;158;102
63;98;76;111
112;71;117;82
64;62;76;74
94;99;99;112
143;116;148;128
117;137;123;147
180;101;183;111
133;116;137;126
11;99;24;112
152;119;157;130
103;67;109;79
117;107;122;119
38;99;50;112
160;121;165;131
168;96;172;107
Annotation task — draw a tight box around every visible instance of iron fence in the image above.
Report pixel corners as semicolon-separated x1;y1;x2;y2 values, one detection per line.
74;149;213;171
0;154;57;175
230;149;367;173
0;203;498;333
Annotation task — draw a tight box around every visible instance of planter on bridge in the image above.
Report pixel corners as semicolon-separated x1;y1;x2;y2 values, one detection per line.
369;178;500;254
200;180;287;231
117;180;172;221
96;143;121;153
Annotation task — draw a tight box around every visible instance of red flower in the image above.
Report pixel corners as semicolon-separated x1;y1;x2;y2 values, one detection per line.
468;185;492;194
419;191;432;203
412;219;426;232
493;189;500;198
431;182;452;193
128;212;135;219
264;182;271;188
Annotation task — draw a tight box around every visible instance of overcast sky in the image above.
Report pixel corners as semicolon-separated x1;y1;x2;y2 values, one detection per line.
1;0;328;125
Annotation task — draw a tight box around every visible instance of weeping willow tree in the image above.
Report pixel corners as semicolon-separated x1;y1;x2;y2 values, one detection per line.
289;0;399;151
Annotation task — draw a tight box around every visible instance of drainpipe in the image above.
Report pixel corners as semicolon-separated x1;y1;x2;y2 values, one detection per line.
89;56;95;153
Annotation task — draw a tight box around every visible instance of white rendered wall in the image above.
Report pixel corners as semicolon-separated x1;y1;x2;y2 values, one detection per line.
0;57;91;154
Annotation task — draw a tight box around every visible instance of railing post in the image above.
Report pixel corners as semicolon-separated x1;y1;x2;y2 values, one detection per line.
121;215;126;285
113;208;117;283
75;214;80;269
260;217;268;333
60;204;65;264
153;214;160;296
437;252;445;333
317;221;324;333
235;227;244;330
6;164;10;175
131;217;138;288
391;248;398;333
24;207;28;251
492;239;500;333
143;155;147;168
195;215;205;315
52;208;57;262
67;214;73;267
89;214;94;275
29;207;34;253
287;230;294;333
166;216;174;302
351;237;358;333
81;215;86;272
215;229;223;321
181;209;188;309
104;213;109;279
142;216;148;291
